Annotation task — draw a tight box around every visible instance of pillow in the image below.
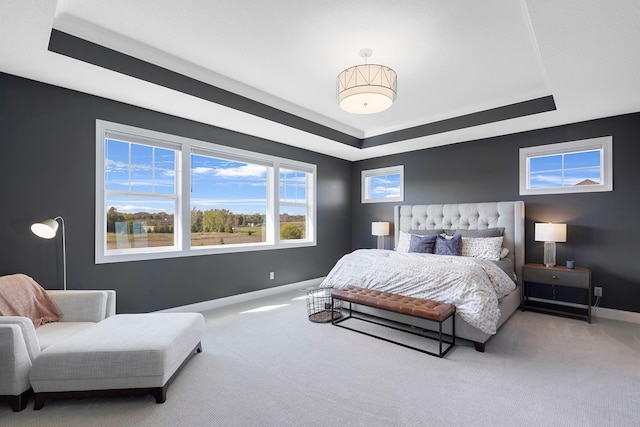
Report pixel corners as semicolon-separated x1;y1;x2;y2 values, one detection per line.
0;274;62;327
396;230;443;252
408;234;437;253
411;229;444;236
435;234;462;256
493;258;516;282
453;228;505;238
500;247;510;259
396;231;411;252
461;236;504;261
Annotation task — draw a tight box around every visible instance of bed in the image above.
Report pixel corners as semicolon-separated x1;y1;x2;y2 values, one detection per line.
320;201;524;352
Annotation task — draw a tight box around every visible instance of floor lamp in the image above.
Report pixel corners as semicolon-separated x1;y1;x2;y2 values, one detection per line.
31;216;67;290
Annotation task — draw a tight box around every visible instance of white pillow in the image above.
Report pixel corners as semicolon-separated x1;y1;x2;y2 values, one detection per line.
396;231;411;252
500;247;509;259
461;236;503;261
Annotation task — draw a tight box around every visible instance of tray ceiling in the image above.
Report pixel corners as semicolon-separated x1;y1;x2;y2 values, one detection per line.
1;0;639;161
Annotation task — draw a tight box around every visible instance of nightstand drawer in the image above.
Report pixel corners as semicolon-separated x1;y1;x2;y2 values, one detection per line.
522;267;589;288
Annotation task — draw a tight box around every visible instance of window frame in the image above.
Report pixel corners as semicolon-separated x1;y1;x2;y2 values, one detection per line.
361;165;404;204
102;135;181;256
278;165;315;244
519;136;613;196
96;120;316;264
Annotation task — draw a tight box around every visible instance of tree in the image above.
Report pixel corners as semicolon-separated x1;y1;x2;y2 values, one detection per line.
280;223;303;240
191;207;203;232
106;206;125;233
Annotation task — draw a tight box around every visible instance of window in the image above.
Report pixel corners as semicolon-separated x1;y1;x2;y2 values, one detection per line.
96;120;316;263
361;165;404;203
190;149;269;248
519;136;613;196
279;167;314;242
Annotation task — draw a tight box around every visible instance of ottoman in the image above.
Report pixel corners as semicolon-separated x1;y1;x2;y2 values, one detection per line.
30;313;204;409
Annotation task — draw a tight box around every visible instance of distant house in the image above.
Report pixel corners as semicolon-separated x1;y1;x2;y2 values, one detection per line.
575;179;599;186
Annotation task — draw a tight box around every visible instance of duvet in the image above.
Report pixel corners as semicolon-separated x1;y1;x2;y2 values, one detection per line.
320;249;516;334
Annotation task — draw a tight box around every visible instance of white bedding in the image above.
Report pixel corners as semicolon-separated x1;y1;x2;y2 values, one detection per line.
320;249;516;335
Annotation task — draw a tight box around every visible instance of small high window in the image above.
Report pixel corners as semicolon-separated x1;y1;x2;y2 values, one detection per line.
361;165;404;203
519;136;612;195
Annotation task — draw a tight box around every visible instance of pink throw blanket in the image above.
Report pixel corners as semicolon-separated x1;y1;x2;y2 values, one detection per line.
0;274;62;327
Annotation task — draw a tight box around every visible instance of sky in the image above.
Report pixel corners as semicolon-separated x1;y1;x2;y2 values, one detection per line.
370;173;401;199
191;154;267;214
529;150;601;188
105;140;306;216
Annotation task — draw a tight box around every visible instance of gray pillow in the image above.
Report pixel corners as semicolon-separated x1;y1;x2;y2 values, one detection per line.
435;234;462;256
453;228;504;238
408;234;437;253
410;229;444;236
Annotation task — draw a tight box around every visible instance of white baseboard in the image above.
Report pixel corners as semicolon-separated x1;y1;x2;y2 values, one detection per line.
157;277;324;314
528;297;587;309
161;283;640;325
592;306;640;324
527;297;640;324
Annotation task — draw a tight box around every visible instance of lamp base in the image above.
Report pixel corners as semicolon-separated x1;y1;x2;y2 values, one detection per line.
543;241;556;267
377;236;385;250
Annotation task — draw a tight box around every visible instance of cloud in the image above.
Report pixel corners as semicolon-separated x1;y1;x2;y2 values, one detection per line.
371;185;400;196
105;159;128;172
191;198;267;207
191;164;266;181
106;161;175;178
530;173;598;187
192;167;215;175
214;164;267;178
111;204;173;214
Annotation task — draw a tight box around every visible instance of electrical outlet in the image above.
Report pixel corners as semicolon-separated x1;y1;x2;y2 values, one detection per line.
269;272;275;280
594;286;602;297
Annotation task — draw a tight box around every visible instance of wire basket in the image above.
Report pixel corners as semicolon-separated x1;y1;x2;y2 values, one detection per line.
306;288;342;323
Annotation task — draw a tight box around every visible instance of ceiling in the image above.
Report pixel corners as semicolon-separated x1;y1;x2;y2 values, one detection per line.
1;0;639;161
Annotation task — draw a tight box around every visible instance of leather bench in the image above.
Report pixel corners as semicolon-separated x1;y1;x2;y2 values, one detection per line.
330;286;455;357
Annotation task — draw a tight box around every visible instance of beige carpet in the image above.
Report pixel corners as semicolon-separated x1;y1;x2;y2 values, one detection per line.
2;288;639;426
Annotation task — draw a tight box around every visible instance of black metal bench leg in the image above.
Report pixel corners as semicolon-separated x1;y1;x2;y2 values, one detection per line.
439;321;443;357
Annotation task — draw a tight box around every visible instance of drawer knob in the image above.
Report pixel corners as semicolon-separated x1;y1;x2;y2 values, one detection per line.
552;275;558;279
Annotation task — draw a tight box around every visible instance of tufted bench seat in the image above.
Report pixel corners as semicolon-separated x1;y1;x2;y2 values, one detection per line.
330;286;455;357
30;312;204;409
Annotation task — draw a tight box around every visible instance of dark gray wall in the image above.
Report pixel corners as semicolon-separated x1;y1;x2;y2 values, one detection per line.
3;70;639;314
352;113;640;313
0;73;352;313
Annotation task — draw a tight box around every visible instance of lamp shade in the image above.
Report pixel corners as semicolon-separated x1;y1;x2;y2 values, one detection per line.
31;219;59;239
31;216;67;290
535;223;567;242
371;222;390;237
337;63;397;114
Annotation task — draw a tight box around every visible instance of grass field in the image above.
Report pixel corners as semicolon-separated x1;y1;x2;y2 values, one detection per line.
106;222;305;250
106;228;264;250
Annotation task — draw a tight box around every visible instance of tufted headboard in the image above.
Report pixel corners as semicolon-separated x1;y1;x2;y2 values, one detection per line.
393;201;525;286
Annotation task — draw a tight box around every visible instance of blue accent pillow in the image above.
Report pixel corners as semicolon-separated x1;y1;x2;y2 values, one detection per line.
435;234;462;256
408;234;437;253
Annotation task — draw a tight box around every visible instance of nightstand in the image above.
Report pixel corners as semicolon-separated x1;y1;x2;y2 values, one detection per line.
522;263;592;323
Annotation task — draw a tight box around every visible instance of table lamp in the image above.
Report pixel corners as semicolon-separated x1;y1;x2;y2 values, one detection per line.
535;222;566;268
371;222;390;250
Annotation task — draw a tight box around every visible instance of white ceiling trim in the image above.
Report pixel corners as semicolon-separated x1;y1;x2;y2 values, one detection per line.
52;11;366;140
2;0;640;163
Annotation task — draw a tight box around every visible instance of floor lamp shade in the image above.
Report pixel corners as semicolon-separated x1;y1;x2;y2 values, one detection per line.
372;222;390;249
535;223;567;267
31;218;59;239
31;216;67;290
